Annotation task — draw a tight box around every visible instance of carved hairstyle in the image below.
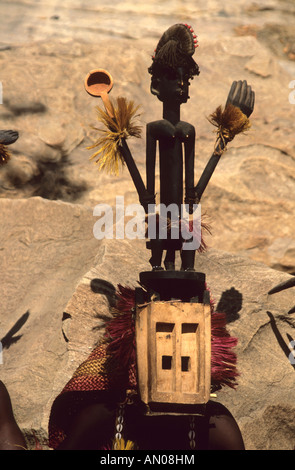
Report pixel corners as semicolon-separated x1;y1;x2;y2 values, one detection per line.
148;23;200;80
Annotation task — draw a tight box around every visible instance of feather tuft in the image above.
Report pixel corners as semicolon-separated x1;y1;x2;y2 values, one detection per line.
209;290;239;390
208;103;251;154
87;97;142;175
113;438;136;450
104;285;136;381
0;144;11;165
144;212;212;253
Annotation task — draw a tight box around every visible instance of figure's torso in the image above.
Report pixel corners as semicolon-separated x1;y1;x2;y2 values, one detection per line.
147;120;195;207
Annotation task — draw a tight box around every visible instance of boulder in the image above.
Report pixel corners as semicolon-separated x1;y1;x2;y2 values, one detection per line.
0;0;294;452
0;197;100;446
56;240;295;451
1;197;294;450
0;32;294;274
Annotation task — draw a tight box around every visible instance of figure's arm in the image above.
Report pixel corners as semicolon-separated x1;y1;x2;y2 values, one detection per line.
120;133;161;213
195;80;255;202
86;83;151;212
183;124;196;209
146;123;157;202
118;138;151;211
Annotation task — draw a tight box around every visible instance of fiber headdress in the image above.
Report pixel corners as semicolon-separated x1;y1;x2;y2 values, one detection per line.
148;23;200;79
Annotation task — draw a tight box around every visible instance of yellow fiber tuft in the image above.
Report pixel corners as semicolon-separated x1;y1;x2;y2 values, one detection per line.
0;144;11;165
87;97;141;175
113;438;136;450
208;103;251;153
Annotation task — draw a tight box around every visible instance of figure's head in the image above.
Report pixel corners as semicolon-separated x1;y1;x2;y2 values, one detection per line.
149;64;192;104
148;24;200;104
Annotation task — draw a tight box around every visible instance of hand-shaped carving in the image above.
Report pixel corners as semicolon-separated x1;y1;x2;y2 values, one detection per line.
225;80;255;118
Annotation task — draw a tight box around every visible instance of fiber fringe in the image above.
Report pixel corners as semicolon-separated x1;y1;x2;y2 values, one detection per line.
144;212;212;253
87;97;141;175
0;144;11;165
208;103;251;154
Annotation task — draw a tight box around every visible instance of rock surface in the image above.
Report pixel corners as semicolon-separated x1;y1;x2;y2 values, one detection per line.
0;0;294;451
0;5;294;273
1;195;295;450
0;197;100;443
60;237;295;451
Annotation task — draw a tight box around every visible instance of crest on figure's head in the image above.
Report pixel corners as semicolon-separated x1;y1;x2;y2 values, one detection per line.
148;23;200;79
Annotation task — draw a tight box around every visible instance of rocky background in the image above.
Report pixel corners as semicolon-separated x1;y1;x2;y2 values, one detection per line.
0;0;294;450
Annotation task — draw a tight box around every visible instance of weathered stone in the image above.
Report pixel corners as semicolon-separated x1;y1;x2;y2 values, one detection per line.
195;249;295;450
10;132;62;162
5;153;39;185
45;238;295;451
0;197;100;441
202;144;295;274
0;0;294;452
2;29;294;273
245;51;277;78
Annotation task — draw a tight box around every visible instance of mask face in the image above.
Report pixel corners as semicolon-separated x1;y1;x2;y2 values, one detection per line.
151;66;190;104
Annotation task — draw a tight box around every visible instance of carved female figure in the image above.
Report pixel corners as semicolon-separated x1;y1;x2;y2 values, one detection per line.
145;24;200;271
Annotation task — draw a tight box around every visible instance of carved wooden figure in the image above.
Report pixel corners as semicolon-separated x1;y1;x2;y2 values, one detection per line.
84;23;255;417
145;25;200;271
85;23;255;274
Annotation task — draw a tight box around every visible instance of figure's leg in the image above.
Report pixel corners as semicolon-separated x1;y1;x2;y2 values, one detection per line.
149;239;164;270
0;381;27;450
180;247;196;271
164;248;175;270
